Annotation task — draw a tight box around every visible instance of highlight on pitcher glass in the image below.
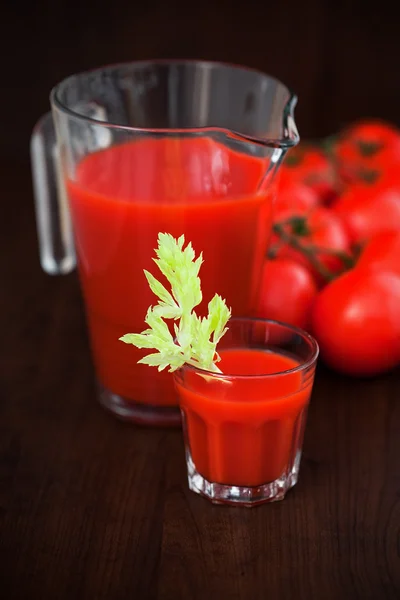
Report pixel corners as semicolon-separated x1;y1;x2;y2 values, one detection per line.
30;60;299;426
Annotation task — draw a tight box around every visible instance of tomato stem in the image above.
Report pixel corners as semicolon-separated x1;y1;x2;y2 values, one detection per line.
357;140;383;157
272;219;355;282
272;223;335;282
311;246;355;269
268;240;285;259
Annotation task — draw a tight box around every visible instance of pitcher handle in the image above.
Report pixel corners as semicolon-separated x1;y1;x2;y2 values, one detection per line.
30;112;76;275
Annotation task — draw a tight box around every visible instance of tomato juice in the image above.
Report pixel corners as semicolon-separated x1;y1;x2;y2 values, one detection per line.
176;347;312;487
66;137;273;408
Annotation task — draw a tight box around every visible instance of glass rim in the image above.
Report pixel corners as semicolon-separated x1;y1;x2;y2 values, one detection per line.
176;317;319;380
50;59;299;150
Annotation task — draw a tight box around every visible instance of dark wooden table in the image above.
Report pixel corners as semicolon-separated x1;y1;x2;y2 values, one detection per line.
2;0;400;597
1;157;400;599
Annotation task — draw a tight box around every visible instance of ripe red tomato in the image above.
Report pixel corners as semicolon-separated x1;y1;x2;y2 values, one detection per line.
275;180;320;214
356;230;400;275
272;207;351;282
280;144;337;204
334;119;400;185
333;182;400;244
311;267;400;376
257;258;318;330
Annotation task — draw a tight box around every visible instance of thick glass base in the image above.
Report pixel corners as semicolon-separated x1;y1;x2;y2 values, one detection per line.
186;450;301;507
98;385;181;427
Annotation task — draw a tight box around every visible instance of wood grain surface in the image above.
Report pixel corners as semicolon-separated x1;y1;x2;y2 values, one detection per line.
1;1;400;598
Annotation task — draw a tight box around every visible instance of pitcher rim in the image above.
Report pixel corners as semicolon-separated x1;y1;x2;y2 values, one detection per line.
50;59;299;150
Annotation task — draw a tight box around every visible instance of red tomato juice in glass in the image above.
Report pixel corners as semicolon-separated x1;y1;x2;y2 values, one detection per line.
176;348;312;487
66;137;273;408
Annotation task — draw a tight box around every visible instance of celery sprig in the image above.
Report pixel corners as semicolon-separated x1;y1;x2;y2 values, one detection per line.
119;233;231;373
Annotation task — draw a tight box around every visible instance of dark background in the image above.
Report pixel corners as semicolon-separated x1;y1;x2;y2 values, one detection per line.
2;2;400;599
2;0;400;160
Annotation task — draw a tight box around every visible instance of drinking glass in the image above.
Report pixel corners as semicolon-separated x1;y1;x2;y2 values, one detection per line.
174;317;318;506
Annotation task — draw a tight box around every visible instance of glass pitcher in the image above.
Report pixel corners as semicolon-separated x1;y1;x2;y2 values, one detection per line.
30;60;299;427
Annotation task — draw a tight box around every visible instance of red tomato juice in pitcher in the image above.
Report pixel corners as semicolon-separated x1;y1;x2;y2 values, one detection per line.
66;137;273;407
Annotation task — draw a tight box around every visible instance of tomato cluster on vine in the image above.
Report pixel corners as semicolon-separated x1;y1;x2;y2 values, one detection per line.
258;119;400;377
